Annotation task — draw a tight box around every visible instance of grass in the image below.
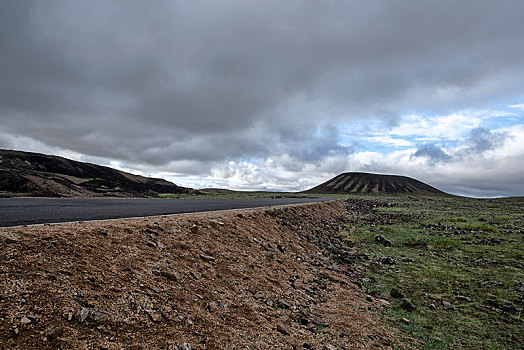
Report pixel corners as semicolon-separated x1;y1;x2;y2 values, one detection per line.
340;195;524;349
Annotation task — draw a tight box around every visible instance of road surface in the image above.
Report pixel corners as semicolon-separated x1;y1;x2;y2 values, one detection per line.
0;197;334;227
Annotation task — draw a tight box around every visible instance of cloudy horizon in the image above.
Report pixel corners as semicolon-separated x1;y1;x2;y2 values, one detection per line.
1;1;524;197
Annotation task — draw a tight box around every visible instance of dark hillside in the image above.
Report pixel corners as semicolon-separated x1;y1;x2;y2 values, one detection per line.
0;149;191;197
305;172;445;195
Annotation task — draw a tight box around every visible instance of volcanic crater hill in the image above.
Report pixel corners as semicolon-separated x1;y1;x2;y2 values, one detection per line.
0;149;192;198
305;172;445;195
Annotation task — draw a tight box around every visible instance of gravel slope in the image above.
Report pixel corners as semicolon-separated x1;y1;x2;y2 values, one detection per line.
0;199;414;349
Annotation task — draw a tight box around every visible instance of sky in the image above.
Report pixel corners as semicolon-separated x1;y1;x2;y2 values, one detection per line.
1;0;524;197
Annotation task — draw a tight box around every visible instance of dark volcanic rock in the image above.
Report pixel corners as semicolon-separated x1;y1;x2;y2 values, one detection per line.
401;299;417;311
0;149;192;197
304;172;445;195
390;288;404;299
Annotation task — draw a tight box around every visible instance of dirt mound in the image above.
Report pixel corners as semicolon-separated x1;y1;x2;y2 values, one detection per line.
0;200;413;349
305;172;445;195
0;149;191;197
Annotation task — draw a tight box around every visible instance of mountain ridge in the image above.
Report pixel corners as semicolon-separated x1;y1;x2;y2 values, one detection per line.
0;149;192;197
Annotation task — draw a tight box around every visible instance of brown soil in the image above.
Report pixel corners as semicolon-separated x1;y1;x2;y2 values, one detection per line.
0;199;414;349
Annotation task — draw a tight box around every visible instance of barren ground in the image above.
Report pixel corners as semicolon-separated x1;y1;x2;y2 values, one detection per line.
0;199;412;349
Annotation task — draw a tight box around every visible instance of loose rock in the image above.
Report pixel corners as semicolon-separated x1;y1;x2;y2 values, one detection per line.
74;307;90;323
401;299;417;311
47;325;64;339
277;322;291;335
207;301;218;312
178;343;192;350
390;288;404;299
20;316;31;325
3;235;19;244
200;253;216;263
160;271;178;282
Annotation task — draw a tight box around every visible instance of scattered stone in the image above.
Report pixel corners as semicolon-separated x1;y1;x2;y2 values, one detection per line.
375;235;392;246
145;228;159;236
92;310;109;323
401;298;417;311
190;225;199;233
97;325;109;334
99;229;108;236
428;303;436;310
48;325;64;339
324;345;336;350
379;256;397;265
253;292;265;300
456;295;471;302
188;270;199;280
442;300;452;308
275;298;291;310
207;301;218;312
366;296;373;302
100;345;110;350
401;318;410;324
276;322;291;335
20;316;32;325
3;235;19;244
178;343;192;350
146;241;157;248
160;271;178;282
390;288;404;299
210;220;225;228
74;307;90;323
121;266;132;272
200;253;216;263
403;258;415;263
149;285;161;293
377;299;390;307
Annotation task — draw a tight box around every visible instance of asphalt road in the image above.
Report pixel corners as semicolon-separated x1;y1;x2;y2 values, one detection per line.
0;197;334;227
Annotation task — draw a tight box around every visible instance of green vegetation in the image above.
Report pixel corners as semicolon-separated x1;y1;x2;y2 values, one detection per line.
341;195;524;349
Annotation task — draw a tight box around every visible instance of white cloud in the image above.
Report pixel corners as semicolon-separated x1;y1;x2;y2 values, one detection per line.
389;113;481;140
509;104;524;110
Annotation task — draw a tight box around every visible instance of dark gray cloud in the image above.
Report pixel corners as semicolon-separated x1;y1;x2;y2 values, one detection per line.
462;127;511;155
413;127;512;165
1;0;524;177
413;143;451;163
